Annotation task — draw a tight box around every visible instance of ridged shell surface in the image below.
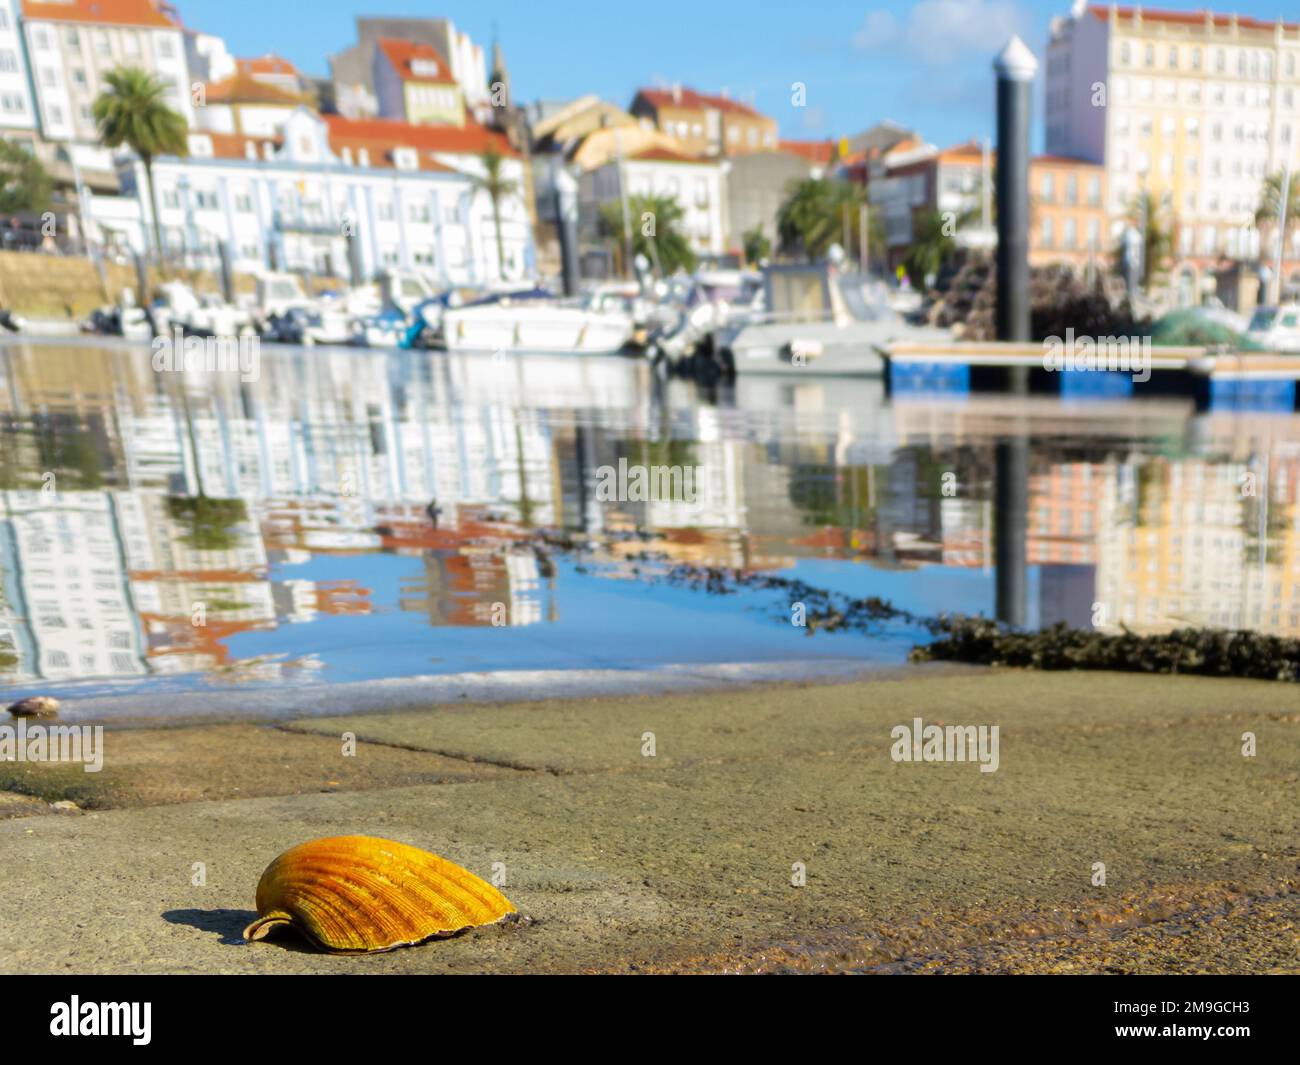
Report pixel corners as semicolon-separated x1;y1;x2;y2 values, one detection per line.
243;835;516;954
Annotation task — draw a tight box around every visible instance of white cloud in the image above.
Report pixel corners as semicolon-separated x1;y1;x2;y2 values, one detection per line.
853;0;1027;67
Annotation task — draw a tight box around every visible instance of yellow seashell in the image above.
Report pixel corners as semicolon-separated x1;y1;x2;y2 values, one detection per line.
243;835;516;954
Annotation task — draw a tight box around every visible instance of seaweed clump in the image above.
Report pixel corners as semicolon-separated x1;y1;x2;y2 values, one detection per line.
912;617;1300;683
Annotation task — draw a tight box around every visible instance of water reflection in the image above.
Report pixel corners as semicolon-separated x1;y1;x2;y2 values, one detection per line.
0;338;1296;694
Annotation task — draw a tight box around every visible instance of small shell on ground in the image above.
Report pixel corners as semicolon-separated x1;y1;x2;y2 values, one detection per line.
7;696;59;718
243;835;517;954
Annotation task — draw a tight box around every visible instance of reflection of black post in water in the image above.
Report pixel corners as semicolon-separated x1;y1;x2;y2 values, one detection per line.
994;440;1027;626
993;37;1036;626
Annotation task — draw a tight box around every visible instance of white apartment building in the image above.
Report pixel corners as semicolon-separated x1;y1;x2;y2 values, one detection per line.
1047;1;1300;301
99;107;532;283
581;146;725;263
0;0;36;134
20;0;192;169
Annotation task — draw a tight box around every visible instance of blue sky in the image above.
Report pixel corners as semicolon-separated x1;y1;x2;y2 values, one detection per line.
179;0;1295;149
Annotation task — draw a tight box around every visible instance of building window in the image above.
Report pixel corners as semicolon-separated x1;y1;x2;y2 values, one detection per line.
0;51;16;74
162;190;180;209
376;200;394;221
408;203;429;223
94;32;110;56
1040;173;1054;202
235;193;253;213
157;36;174;60
1041;217;1054;248
1168;47;1178;70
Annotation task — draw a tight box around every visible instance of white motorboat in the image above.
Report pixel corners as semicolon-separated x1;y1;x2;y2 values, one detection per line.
254;271;353;345
718;264;949;375
439;288;634;354
1245;304;1300;353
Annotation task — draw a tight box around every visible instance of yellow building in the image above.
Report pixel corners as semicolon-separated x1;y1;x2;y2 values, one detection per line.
374;38;464;128
1046;3;1300;303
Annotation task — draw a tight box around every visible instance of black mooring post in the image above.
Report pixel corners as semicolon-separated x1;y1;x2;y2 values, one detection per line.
993;35;1036;629
995;35;1035;359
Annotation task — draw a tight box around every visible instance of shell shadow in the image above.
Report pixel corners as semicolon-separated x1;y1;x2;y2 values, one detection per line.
163;908;275;949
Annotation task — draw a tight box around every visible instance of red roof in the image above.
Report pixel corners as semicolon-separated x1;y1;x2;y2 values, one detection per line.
205;70;312;106
636;86;765;118
779;139;836;165
238;54;302;78
1087;5;1298;33
628;145;709;164
21;0;178;28
376;38;457;86
196;131;280;160
323;114;516;166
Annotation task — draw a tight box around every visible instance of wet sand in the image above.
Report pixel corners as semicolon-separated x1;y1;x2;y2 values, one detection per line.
0;667;1296;974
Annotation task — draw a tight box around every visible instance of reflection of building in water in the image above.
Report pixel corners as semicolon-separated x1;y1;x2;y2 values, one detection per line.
1028;462;1103;565
117;492;274;675
400;545;544;627
0;491;144;681
1089;457;1300;635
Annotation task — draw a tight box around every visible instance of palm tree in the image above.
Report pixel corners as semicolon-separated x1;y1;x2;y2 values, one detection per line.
1113;189;1172;292
471;147;519;280
598;194;696;275
902;210;957;289
1256;169;1300;262
92;67;187;262
776;178;863;261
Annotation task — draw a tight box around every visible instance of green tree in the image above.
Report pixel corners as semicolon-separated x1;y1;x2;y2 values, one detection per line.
742;225;771;265
0;138;52;215
902;210;956;289
1256;169;1300;262
92;67;188;261
1113;189;1172;292
470;147;519;280
599;193;696;275
776;178;863;261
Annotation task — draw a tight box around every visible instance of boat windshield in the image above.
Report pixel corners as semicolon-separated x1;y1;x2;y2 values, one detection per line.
1249;307;1278;331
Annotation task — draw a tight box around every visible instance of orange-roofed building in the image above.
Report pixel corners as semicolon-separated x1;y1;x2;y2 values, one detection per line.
194;68;316;138
373;37;465;127
236;53;309;96
630;84;778;157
